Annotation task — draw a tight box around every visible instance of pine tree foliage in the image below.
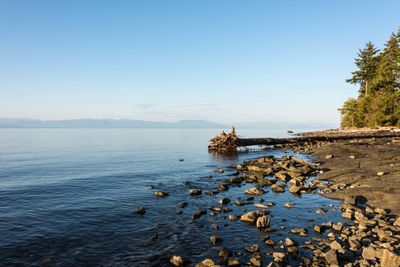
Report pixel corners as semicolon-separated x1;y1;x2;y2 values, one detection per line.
340;29;400;128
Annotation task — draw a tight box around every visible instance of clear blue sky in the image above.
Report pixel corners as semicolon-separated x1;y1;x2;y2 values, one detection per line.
1;1;399;125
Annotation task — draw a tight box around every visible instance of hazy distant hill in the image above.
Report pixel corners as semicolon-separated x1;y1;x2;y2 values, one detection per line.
0;118;228;129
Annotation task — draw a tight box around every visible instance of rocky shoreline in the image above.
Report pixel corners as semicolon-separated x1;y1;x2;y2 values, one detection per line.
151;136;400;266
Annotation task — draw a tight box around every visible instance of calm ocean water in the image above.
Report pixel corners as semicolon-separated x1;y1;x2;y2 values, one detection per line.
0;128;343;266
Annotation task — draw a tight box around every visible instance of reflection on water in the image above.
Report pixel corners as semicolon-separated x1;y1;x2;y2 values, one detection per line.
0;128;343;266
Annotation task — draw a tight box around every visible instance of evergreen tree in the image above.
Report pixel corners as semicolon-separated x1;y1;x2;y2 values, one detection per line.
346;42;380;96
373;33;400;92
340;28;400;128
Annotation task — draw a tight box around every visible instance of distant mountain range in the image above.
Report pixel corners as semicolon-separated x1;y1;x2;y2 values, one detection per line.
0;118;337;129
0;118;228;128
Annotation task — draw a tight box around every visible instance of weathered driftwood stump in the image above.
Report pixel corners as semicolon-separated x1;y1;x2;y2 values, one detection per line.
208;127;238;153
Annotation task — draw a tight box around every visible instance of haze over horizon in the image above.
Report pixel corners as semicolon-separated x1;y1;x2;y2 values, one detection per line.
1;1;400;124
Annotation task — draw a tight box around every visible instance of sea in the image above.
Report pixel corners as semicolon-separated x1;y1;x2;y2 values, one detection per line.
0;128;344;266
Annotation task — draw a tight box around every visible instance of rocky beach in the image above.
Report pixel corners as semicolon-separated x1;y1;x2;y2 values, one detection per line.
166;130;400;267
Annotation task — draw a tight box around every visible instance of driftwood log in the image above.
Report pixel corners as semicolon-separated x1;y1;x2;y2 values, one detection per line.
208;128;400;153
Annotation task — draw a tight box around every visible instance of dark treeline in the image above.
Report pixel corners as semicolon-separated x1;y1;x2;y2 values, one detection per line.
340;28;400;128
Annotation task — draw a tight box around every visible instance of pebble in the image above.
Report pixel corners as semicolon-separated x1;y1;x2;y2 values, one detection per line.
376;171;385;176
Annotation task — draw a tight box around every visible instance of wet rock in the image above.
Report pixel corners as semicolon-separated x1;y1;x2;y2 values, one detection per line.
249;257;262;266
192;209;207;219
219;197;230;205
245;187;265;196
222;207;232;213
254;203;268;209
380;248;400;267
227;258;240;266
210;235;223;246
149;233;158;242
272;251;286;261
195;259;220;267
316;208;326;214
324;249;338;265
313;225;327;234
374;207;387;215
219;247;231;258
240;211;258;223
265;239;276;246
256;215;270;229
330;240;343;251
332;222;344;232
289;185;302;194
228;215;238;221
394;217;400;227
224;177;243;184
291;228;308;236
327;232;336;241
271;184;285;193
284;203;294;209
170;255;185;266
210;206;222;212
216;183;229;191
189;188;202;196
135;207;145;215
154;191;169;197
342;209;354;220
275;171;289;181
245;244;260;253
362;246;379;260
216;168;224;173
267;202;276;207
285;237;297;247
178;201;188;208
234;199;245;206
236;164;244;171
